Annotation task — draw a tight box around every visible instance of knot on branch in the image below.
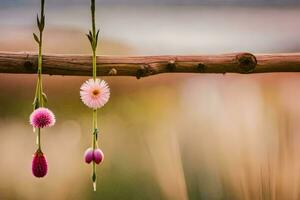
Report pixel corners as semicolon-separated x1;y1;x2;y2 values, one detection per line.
167;60;176;71
24;61;35;71
197;63;207;73
136;64;157;79
236;53;257;73
108;68;117;76
24;53;37;72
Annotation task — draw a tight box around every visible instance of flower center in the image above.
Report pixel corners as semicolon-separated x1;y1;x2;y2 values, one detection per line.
92;89;100;96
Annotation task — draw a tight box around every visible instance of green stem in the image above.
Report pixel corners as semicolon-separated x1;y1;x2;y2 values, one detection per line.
38;37;43;107
91;0;97;80
34;0;45;150
91;0;96;40
90;0;99;191
37;28;43;151
92;110;98;191
93;51;97;80
35;32;43;150
33;78;39;110
37;128;41;151
33;0;44;108
93;109;97;149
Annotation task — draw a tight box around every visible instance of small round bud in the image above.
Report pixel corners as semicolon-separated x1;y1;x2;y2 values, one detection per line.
93;148;104;165
84;148;94;164
32;151;48;178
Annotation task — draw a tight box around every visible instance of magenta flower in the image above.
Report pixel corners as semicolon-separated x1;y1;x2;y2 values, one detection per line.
32;151;48;178
30;108;56;128
84;148;104;165
80;79;110;109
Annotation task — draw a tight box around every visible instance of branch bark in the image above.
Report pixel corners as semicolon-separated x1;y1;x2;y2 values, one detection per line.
1;51;300;78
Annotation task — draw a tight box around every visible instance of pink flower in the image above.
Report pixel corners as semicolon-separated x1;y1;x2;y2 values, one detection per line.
84;148;104;165
30;108;56;128
80;79;110;109
32;151;48;178
84;148;94;164
93;148;104;164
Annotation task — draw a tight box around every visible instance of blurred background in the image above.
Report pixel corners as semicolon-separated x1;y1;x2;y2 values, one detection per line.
1;0;300;199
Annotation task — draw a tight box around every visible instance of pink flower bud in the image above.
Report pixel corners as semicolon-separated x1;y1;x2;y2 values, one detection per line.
32;151;48;178
30;108;56;128
84;148;94;164
93;148;104;165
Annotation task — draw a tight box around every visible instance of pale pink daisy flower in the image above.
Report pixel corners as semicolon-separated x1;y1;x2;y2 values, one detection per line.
80;79;110;109
30;108;56;128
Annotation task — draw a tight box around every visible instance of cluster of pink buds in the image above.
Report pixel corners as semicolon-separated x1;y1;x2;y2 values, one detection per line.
84;148;104;165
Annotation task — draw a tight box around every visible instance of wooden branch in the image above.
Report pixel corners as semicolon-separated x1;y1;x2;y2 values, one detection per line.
1;51;300;78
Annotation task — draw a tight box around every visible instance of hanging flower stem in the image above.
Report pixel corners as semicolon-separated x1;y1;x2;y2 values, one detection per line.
87;0;100;191
30;0;56;179
81;0;108;191
32;0;46;151
37;128;41;151
92;109;98;191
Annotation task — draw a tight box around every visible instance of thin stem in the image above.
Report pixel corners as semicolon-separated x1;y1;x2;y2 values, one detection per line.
92;109;98;190
93;109;97;149
93;163;96;191
33;78;40;110
38;39;43;107
90;0;98;150
38;0;44;108
37;128;41;151
90;0;99;191
93;51;97;80
91;0;96;39
34;0;45;150
91;0;97;80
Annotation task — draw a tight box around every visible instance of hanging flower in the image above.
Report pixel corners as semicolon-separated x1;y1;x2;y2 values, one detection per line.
80;79;110;109
30;107;56;128
84;148;94;164
32;150;48;178
93;148;104;164
84;148;104;165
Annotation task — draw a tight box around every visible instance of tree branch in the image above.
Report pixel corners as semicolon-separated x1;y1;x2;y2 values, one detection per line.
1;51;300;78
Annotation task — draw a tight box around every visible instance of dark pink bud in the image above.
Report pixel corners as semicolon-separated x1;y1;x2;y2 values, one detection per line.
84;148;94;164
93;148;104;165
32;151;48;178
